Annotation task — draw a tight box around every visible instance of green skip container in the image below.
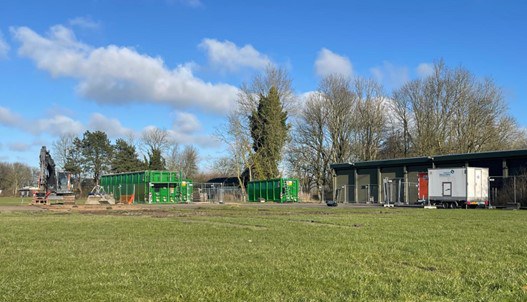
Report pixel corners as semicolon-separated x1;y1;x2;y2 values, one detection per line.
247;178;299;203
100;170;193;204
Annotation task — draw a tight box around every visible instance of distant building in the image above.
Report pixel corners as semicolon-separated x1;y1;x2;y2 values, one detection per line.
331;149;527;206
18;186;39;197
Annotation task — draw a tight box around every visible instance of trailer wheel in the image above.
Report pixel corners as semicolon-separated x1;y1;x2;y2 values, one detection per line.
449;202;457;209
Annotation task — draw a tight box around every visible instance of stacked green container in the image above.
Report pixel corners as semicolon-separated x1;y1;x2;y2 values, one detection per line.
100;170;193;204
247;178;299;203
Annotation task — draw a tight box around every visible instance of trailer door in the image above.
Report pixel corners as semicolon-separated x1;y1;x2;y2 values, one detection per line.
442;182;452;197
474;168;482;199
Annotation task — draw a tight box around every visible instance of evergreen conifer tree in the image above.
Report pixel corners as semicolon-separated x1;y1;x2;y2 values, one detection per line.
249;86;289;179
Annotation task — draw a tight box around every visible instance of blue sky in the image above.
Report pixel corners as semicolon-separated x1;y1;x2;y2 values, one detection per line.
1;0;526;170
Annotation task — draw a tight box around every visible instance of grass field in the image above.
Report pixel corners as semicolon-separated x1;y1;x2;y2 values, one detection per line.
0;202;526;301
0;196;34;206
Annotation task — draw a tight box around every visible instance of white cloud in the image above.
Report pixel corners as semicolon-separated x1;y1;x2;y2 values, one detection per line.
199;38;272;72
33;115;85;136
0;31;9;59
167;129;220;148
137;124;216;149
370;61;409;89
11;25;238;113
314;48;353;78
69;17;101;30
416;62;434;78
88;113;134;138
172;112;201;133
8;142;31;152
0;106;21;126
0;105;84;136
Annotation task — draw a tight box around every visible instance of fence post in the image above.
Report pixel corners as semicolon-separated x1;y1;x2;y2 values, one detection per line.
514;176;517;205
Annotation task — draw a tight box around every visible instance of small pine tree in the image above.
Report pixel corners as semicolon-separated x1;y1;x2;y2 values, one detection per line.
79;131;113;185
148;148;166;170
111;139;145;173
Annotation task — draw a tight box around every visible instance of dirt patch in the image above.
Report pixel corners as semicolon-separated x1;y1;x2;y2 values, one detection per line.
0;205;47;213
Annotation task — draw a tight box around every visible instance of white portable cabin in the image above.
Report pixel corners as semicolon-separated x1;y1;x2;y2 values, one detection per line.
428;167;489;206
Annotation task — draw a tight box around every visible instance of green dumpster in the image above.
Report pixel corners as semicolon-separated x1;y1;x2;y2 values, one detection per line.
247;178;299;202
100;170;193;204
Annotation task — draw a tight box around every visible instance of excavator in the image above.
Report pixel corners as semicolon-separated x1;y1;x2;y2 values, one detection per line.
32;146;75;205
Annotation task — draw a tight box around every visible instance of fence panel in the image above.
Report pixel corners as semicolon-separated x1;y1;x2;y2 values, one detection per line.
489;175;527;208
193;183;244;203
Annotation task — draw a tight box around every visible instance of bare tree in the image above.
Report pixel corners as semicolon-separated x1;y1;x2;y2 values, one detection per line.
165;143;181;171
180;145;199;179
166;144;199;178
11;162;33;195
216;111;254;191
238;65;296;115
287;75;388;201
52;134;76;170
141;127;170;154
0;162;32;196
141;127;170;167
211;156;237;176
351;78;386;161
287;92;331;200
319;74;355;163
391;60;523;156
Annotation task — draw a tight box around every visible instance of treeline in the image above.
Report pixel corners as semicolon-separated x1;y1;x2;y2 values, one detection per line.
0;128;201;197
2;60;526;199
216;61;527;199
0;162;35;196
53;128;199;196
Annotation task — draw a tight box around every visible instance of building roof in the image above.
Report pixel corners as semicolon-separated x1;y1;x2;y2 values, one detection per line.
207;177;243;186
330;149;527;170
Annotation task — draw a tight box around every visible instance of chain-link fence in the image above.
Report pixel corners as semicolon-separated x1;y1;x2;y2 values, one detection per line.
489;175;527;208
337;175;527;207
336;181;419;204
336;185;380;203
193;183;245;203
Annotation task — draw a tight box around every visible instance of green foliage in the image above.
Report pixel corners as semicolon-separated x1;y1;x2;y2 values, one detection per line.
111;139;145;173
64;138;83;175
0;207;526;300
78;131;113;184
147;148;166;170
250;86;289;179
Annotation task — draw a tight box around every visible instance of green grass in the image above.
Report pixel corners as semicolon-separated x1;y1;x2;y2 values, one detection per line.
0;205;526;301
0;196;33;206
